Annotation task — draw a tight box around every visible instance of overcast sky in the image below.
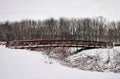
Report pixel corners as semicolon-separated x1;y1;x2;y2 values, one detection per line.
0;0;120;21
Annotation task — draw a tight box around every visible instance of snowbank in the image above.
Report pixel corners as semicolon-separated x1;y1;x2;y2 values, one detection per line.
66;47;120;72
0;45;120;79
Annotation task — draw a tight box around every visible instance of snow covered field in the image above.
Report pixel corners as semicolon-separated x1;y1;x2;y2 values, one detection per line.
0;45;120;79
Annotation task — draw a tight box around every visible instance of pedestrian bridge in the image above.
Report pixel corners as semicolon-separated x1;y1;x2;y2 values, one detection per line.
6;39;113;49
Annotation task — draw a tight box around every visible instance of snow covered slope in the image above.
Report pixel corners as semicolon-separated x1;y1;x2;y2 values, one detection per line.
67;47;120;72
0;45;120;79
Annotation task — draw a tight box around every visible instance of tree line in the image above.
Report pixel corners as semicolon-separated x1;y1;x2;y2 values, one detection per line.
0;16;120;43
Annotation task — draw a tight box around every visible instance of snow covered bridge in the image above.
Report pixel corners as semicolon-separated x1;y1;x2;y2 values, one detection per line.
6;40;113;49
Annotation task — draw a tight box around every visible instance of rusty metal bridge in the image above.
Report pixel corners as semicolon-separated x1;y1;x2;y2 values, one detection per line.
6;39;113;49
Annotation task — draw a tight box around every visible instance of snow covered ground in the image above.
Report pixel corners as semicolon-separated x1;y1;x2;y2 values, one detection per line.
66;47;120;72
0;45;120;79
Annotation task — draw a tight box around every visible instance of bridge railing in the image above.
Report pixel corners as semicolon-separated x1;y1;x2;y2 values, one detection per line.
6;40;113;48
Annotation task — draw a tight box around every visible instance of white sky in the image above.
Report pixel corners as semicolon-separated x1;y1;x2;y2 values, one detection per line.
0;0;120;21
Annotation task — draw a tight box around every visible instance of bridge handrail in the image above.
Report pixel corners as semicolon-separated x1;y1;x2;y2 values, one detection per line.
6;39;113;48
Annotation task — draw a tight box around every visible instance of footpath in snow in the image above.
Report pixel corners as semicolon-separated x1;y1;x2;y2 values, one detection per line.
0;45;120;79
